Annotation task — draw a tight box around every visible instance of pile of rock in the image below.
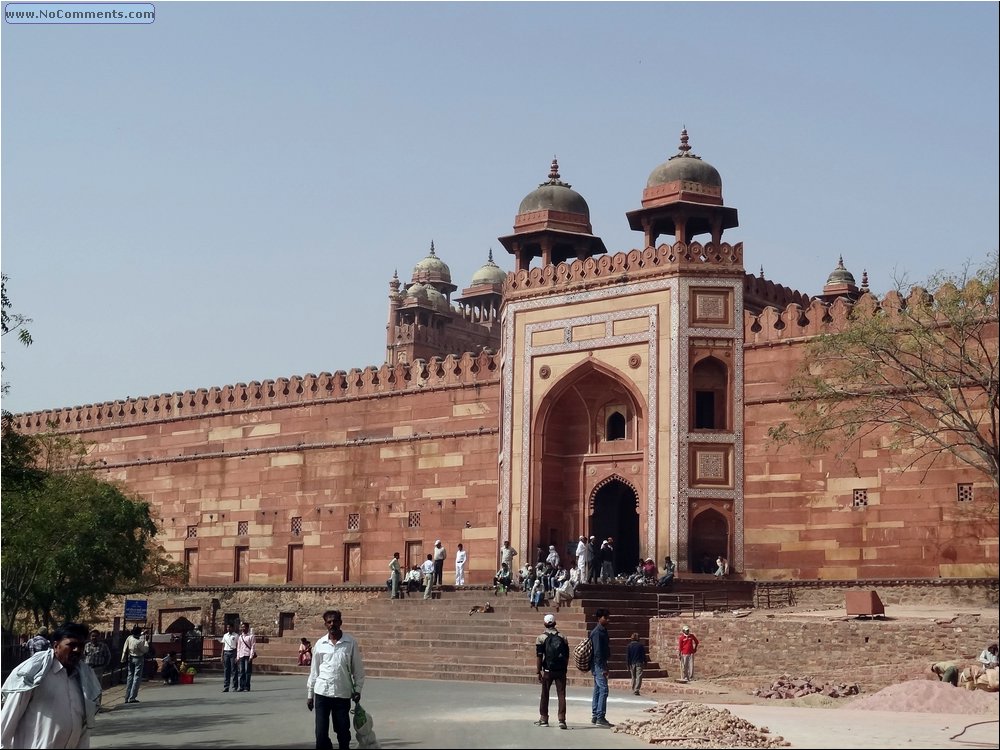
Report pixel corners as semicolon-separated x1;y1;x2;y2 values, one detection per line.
751;674;860;699
613;701;789;748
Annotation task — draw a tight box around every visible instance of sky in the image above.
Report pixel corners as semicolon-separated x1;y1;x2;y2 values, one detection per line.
1;1;998;415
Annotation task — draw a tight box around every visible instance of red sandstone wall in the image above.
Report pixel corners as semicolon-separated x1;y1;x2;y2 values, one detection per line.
14;354;504;586
743;302;999;580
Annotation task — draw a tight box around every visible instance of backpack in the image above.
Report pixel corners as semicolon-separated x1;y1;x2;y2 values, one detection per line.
542;632;569;673
573;634;593;672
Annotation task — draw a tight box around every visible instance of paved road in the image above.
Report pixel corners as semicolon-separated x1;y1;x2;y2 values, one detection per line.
91;674;657;749
91;674;998;749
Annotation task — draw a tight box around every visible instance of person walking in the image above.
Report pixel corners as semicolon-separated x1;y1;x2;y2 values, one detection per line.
220;622;238;692
26;628;50;655
432;540;447;586
677;624;699;682
83;629;110;675
121;625;148;704
1;622;103;749
236;622;257;692
389;551;403;600
534;613;569;730
454;543;468;586
306;609;365;750
421;553;436;600
626;632;649;695
589;608;613;727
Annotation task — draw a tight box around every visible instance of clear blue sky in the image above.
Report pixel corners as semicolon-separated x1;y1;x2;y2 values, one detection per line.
2;2;998;414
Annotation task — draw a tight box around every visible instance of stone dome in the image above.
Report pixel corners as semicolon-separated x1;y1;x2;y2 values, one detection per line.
412;241;452;284
646;129;722;189
423;285;450;313
405;282;428;301
470;249;507;286
517;158;590;217
825;256;856;287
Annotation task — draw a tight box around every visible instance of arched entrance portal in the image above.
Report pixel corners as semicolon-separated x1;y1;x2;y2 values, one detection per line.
590;479;639;577
689;508;729;574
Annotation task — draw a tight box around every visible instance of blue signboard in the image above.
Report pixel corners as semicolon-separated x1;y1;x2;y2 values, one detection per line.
123;599;148;621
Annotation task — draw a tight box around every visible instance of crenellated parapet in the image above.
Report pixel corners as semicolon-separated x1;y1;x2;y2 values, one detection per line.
743;273;811;315
744;293;882;344
12;350;502;434
503;240;743;298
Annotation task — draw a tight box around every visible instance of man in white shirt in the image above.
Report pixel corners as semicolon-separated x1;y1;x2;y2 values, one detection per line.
432;540;447;586
1;622;102;749
500;540;518;586
454;543;468;587
306;610;365;750
219;622;239;692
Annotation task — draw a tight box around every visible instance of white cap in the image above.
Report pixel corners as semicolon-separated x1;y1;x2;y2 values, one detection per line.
549;545;555;550
682;625;690;632
543;614;556;626
435;540;441;544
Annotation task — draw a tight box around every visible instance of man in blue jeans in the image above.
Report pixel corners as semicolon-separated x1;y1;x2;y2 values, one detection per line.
589;608;613;727
219;622;238;692
120;625;149;704
306;609;366;750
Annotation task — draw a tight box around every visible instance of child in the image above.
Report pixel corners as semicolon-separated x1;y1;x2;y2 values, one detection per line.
298;637;312;667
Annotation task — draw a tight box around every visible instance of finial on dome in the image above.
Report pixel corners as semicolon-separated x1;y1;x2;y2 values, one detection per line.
549;157;560;181
837;254;845;269
678;127;691;155
429;240;436;256
861;269;869;292
487;248;494;263
759;265;765;279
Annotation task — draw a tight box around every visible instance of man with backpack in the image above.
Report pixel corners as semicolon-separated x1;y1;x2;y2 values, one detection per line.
533;613;569;730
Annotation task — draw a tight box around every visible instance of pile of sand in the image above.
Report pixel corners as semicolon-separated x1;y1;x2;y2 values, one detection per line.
849;679;1000;715
613;700;789;748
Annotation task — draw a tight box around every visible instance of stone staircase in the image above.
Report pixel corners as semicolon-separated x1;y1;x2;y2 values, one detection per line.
236;577;754;686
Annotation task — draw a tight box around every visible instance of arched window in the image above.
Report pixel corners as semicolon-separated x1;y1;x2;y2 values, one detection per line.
606;411;626;441
691;357;728;430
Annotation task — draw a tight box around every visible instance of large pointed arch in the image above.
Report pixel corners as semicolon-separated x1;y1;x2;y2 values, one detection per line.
527;358;649;562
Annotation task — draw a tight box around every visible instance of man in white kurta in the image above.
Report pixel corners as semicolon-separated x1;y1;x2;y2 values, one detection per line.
454;543;468;586
1;623;101;749
575;536;588;582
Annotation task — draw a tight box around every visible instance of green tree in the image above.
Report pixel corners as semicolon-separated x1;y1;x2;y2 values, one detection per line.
769;256;999;488
0;430;182;631
1;272;33;396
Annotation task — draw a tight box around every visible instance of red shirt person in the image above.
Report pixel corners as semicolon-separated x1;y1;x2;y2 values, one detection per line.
677;625;699;682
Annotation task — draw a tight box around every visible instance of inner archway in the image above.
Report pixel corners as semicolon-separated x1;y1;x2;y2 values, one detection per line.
590;478;639;577
689;508;729;574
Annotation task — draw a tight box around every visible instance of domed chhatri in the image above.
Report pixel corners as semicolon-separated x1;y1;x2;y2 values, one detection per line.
825;255;856;287
412;240;453;285
499;157;606;272
626;128;738;247
646;128;723;190
643;128;722;205
517;158;591;218
470;249;507;287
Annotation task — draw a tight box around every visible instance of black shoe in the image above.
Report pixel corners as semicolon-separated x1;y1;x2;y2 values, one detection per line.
222;689;229;692
558;722;568;730
591;717;597;724
595;718;614;728
533;720;549;727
